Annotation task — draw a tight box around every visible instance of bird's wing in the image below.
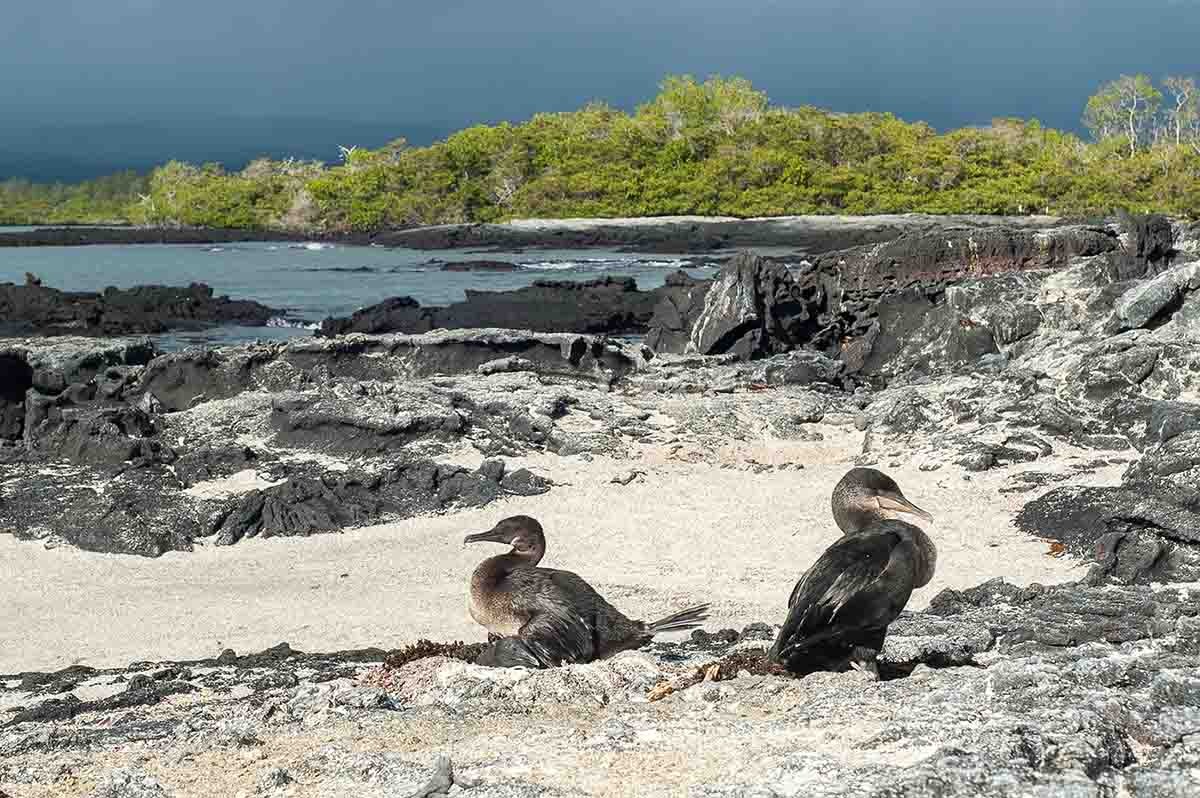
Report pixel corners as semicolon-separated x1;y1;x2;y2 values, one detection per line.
773;530;909;657
501;567;599;667
474;636;545;668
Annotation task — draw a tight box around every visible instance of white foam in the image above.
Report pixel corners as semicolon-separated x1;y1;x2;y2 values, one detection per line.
266;317;319;330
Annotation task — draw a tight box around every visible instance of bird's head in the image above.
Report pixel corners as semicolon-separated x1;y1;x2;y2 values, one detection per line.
464;515;546;558
832;467;933;535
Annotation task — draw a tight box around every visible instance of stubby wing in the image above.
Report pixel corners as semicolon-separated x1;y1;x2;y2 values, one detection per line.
772;530;907;661
503;567;600;667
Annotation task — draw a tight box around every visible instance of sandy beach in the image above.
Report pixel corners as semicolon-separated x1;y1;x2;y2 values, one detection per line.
0;437;1097;674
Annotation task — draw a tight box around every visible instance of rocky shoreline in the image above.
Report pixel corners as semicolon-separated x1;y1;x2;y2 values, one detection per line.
0;213;1131;253
1;213;1197;565
0;276;283;338
2;212;1200;795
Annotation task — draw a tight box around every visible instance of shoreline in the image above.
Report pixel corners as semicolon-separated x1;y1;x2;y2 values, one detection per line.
0;212;1076;252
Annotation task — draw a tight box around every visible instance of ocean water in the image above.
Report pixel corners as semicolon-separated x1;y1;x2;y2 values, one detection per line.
0;237;719;349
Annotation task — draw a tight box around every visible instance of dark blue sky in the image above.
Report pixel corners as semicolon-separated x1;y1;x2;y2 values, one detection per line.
4;0;1198;181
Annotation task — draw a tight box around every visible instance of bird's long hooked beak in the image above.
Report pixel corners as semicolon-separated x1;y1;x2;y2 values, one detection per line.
463;527;506;545
876;494;935;523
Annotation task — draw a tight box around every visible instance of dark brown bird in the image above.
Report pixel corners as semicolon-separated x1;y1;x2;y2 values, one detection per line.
770;468;936;677
464;515;710;668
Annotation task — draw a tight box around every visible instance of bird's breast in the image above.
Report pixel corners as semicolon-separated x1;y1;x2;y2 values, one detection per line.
468;585;524;637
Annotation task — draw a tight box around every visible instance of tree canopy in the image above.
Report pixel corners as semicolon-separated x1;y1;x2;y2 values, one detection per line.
5;74;1200;229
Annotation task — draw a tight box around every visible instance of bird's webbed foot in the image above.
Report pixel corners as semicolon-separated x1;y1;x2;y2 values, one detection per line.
847;647;881;681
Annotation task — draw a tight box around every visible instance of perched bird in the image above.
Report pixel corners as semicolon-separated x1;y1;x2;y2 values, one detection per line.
463;515;710;668
770;468;936;677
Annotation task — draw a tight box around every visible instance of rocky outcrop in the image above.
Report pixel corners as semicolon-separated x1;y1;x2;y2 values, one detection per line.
136;330;647;412
2;215;1067;253
647;224;1119;363
0;279;281;336
0;332;657;555
210;459;549;547
686;252;823;359
0;337;156;442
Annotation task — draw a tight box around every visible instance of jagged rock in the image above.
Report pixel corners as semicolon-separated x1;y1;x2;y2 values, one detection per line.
173;445;259;487
689;252;819;359
477;356;537;375
814;224;1117;292
138;332;648;412
315;296;433;336
209;459;539;548
0;337;157;441
926;577;1197;649
645;270;715;354
23;404;171;467
1114;260;1200;330
7;677;196;726
268;389;465;454
1116;211;1177;277
499;468;551;496
1126;430;1200;487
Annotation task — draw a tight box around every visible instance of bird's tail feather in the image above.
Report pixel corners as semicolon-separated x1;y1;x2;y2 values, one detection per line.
647;603;710;635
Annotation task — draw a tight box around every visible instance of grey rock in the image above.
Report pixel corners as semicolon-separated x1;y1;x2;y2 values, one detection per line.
477;356;537;375
173;444;258;487
1015;484;1200;583
500;468;551;496
1115;260;1200;330
257;766;293;791
755;350;844;386
0;464;201;556
299;748;451;798
645;270;714;354
88;767;172;798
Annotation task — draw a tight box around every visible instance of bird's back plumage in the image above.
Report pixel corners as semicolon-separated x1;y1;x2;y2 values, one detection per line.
770;524;918;674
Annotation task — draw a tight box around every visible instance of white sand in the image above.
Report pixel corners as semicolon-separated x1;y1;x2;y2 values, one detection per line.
0;436;1100;673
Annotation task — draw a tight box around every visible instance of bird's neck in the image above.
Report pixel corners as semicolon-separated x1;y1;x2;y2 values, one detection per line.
473;547;545;585
907;526;938;588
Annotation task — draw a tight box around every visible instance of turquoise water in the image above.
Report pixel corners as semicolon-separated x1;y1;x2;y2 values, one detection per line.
0;239;718;348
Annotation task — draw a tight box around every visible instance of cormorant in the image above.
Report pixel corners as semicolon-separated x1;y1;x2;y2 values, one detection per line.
770;468;936;677
464;515;710;668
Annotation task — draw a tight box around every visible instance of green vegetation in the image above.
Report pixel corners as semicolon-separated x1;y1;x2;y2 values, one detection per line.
0;171;148;225
5;74;1200;229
